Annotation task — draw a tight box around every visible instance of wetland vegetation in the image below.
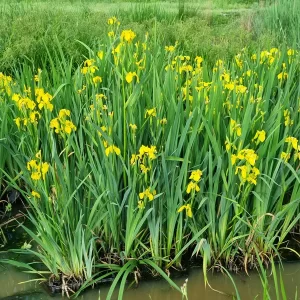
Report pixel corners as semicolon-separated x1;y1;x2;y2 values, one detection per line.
0;0;300;298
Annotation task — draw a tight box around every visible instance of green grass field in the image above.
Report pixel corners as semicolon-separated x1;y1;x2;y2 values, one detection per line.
1;0;298;71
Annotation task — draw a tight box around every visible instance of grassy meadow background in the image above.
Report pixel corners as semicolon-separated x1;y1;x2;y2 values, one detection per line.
0;0;300;299
0;0;299;70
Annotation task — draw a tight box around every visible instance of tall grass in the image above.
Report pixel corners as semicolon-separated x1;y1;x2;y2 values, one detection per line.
255;0;300;48
114;2;177;23
0;0;284;71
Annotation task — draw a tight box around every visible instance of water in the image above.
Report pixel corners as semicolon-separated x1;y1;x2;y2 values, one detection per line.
1;212;298;299
0;262;299;299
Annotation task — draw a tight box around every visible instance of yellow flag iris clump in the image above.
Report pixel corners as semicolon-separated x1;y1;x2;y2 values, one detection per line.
27;151;50;181
105;145;121;157
131;145;156;163
0;72;12;95
253;130;266;143
31;190;41;199
11;87;53;130
231;149;260;185
178;204;193;218
125;72;139;84
81;59;99;75
145;108;156;118
230;119;242;137
35;88;54;111
281;136;300;162
139;187;156;201
120;29;136;43
186;169;202;194
107;16;119;26
50;109;76;135
1;15;300;297
285;136;298;150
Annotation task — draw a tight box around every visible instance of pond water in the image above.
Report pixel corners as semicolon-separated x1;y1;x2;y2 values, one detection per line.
0;261;299;300
1;214;299;299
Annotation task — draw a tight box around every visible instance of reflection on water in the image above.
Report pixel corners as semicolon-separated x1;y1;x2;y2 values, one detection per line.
0;262;299;299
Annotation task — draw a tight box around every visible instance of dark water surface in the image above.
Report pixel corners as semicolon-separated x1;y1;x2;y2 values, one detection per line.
0;262;299;299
